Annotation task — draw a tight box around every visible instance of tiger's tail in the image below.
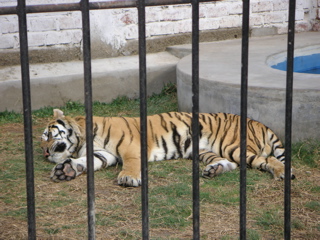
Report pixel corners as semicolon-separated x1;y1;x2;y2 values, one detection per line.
267;128;285;163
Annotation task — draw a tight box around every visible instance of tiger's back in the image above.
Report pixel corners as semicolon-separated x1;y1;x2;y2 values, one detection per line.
147;112;284;165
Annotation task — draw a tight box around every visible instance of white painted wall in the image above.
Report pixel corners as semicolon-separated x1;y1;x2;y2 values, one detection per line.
0;0;319;51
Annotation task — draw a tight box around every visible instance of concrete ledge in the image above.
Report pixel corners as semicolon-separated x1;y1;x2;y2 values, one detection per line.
0;52;179;112
176;32;320;142
0;28;242;66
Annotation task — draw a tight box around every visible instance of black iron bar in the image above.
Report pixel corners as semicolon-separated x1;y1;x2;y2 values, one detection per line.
80;0;96;239
284;0;296;239
240;0;250;239
191;0;200;238
0;0;220;15
138;0;149;239
16;0;36;239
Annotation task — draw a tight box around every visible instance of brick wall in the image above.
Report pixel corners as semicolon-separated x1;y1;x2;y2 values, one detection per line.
0;0;319;53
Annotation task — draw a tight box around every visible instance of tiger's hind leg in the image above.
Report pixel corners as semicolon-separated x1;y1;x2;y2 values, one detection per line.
200;151;238;178
247;152;294;180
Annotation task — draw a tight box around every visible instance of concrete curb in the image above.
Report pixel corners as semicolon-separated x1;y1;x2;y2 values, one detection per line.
0;52;179;112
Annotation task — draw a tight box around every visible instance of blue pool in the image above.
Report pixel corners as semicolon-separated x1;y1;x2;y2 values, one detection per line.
271;53;320;74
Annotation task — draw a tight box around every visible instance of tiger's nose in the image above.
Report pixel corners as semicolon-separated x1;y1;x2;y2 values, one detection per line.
43;148;50;158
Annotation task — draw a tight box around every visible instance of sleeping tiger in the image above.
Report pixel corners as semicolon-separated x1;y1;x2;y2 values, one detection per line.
41;109;294;187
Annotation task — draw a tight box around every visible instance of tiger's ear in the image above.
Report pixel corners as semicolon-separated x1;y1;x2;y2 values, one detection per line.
53;109;65;119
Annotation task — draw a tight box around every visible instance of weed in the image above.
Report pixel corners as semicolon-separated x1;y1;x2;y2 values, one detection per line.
220;235;236;240
247;229;261;240
45;228;60;234
291;218;305;230
311;186;320;193
4;207;27;219
0;110;23;124
305;201;320;211
292;140;320;168
255;209;282;231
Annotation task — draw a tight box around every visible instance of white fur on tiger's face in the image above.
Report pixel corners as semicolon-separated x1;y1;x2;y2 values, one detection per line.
41;109;295;187
40;109;83;164
41;119;77;163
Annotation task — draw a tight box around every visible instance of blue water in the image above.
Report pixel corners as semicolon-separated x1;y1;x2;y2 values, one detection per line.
271;53;320;74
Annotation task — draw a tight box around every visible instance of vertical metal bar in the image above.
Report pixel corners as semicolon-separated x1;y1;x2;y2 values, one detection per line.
137;0;149;239
284;0;295;239
240;0;250;239
80;0;95;239
16;1;36;239
191;0;200;239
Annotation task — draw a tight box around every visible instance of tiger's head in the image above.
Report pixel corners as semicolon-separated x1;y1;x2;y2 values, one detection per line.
41;109;84;163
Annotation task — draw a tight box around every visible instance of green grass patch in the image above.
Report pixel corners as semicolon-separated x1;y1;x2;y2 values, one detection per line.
201;171;240;206
4;207;28;219
255;209;282;231
291;218;305;230
96;210;128;227
0;83;178;123
0;110;23;124
44;228;60;234
220;236;235;240
247;229;261;240
148;160;193;229
310;185;320;193
292;140;320;168
305;201;320;211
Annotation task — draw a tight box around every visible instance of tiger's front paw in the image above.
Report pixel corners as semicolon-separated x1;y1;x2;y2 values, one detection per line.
117;171;141;187
51;159;80;182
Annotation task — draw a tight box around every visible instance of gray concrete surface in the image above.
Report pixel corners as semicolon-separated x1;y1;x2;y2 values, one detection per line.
176;32;320;142
0;52;179;112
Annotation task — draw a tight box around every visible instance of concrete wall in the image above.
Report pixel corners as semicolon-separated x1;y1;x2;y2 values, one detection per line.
1;0;319;65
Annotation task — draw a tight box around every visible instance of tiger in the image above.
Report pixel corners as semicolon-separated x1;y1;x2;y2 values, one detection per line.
41;109;295;187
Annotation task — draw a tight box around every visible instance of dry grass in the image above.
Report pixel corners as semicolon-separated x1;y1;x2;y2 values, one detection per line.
0;118;319;240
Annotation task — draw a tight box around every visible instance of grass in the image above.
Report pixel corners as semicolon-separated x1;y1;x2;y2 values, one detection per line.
255;209;283;231
0;83;320;239
305;201;320;211
292;140;320;168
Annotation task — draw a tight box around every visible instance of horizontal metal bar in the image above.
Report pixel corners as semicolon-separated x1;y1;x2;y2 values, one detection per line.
0;0;219;15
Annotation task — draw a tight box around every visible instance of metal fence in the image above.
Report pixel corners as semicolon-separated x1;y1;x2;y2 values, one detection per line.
0;0;296;239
